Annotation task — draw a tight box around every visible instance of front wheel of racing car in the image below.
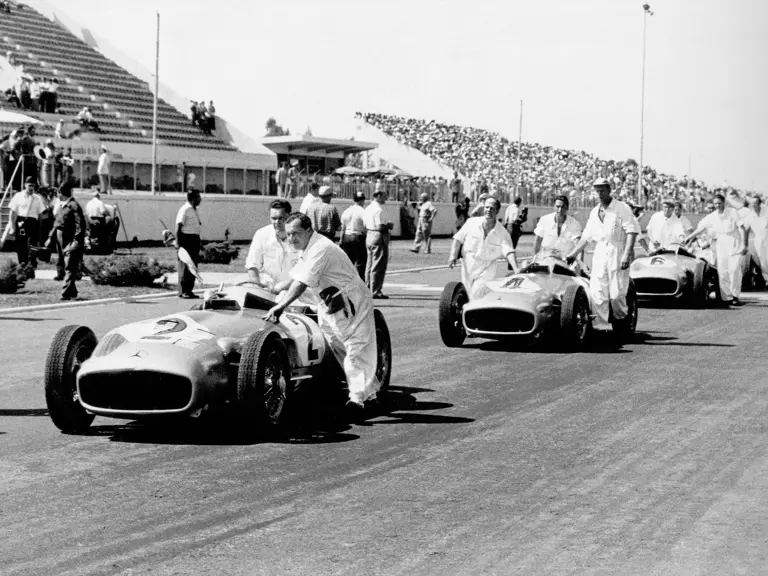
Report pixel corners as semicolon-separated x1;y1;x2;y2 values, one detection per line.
691;265;707;308
560;284;591;350
237;331;291;434
373;308;393;404
438;281;468;347
44;325;97;433
610;280;638;342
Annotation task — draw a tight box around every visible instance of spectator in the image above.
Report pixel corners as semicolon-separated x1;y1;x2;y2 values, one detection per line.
299;181;321;214
449;170;463;203
455;196;470;232
305;185;341;241
54;118;64;139
287;161;299;198
85;190;107;228
410;191;437;254
206;101;216;132
46;180;85;300
340;191;367;280
363;183;394;299
77;106;102;133
8;176;45;277
174;190;203;299
48;77;59;113
275;161;288;198
97;145;111;193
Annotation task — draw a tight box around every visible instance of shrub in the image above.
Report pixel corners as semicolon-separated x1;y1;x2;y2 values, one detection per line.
0;260;26;293
86;255;175;287
201;242;239;264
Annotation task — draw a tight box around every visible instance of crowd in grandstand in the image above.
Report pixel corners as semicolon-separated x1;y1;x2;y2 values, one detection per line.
190;100;216;135
356;112;749;213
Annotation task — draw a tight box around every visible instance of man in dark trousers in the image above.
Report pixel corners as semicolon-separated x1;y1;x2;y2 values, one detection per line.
8;176;46;278
47;180;85;300
174;189;202;298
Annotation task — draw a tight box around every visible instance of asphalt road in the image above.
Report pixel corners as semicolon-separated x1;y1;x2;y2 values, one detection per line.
2;269;768;576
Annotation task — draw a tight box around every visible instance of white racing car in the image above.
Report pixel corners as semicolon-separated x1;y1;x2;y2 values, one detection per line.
438;255;638;350
43;283;392;434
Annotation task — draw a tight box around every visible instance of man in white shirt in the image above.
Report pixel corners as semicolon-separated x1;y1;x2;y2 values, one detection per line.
740;195;768;284
449;196;520;300
85;191;107;223
645;198;685;252
566;178;639;331
299;182;320;214
174;190;202;298
8;176;46;276
275;162;288;198
97;146;111;194
684;193;748;305
533;194;582;259
264;213;380;413
245;199;298;293
410;192;438;254
363;185;394;299
340;191;367;279
674;201;694;235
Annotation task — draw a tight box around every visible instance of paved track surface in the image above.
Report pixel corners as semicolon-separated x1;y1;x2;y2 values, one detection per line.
2;268;768;576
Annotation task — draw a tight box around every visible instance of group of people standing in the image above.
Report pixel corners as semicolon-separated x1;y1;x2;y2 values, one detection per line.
190;101;216;135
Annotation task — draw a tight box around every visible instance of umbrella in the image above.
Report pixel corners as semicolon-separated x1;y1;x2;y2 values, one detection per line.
334;166;364;175
364;166;396;176
0;109;43;125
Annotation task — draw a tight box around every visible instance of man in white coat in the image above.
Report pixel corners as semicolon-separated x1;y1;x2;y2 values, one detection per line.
449;196;520;300
566;178;639;331
645;198;685;251
684;193;748;306
264;213;380;415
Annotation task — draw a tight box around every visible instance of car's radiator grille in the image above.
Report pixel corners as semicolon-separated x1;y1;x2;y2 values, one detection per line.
79;371;193;411
465;308;535;334
635;278;678;295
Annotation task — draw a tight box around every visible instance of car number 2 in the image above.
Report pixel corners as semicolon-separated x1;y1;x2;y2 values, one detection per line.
283;314;320;362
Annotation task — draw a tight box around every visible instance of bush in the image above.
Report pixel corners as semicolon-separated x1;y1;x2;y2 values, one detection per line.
86;255;175;287
0;261;26;293
201;242;239;264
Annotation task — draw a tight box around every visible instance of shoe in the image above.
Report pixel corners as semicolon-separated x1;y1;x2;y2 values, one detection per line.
409;249;419;253
60;295;76;301
52;276;64;281
344;399;366;422
181;292;200;299
373;293;389;300
731;298;745;307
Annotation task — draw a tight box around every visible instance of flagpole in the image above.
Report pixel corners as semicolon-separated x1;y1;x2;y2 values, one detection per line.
151;11;160;195
638;4;653;204
516;99;523;201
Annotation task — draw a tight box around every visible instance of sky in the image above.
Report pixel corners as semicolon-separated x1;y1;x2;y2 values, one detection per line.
39;0;768;191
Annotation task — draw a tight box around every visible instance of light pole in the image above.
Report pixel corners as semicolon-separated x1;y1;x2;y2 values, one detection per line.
638;3;653;204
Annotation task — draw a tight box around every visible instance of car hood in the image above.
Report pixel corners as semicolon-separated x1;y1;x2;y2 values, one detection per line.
464;273;573;312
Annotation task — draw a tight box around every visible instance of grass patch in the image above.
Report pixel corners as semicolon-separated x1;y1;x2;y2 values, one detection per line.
0;278;174;309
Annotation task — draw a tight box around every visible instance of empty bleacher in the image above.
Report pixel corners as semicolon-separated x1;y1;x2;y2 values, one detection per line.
0;3;234;151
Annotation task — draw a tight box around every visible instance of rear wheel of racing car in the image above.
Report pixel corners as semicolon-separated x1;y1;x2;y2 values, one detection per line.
237;331;291;432
44;325;97;433
560;284;591;350
438;281;468;347
691;265;707;308
374;308;392;397
610;280;638;341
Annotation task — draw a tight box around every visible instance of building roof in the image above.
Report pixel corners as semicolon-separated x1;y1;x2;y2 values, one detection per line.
261;135;378;156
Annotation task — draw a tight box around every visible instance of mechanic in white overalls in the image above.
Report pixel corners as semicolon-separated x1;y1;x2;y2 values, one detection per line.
684;193;748;305
566;178;639;331
263;213;379;412
741;195;768;283
448;196;520;300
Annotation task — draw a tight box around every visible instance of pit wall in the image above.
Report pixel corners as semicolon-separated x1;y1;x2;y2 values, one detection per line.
70;191;706;243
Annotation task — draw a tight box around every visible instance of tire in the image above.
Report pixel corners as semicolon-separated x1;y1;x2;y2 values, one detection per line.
691;265;706;308
44;325;97;433
374;309;392;394
237;331;290;431
438;281;468;347
611;280;638;341
560;284;591;350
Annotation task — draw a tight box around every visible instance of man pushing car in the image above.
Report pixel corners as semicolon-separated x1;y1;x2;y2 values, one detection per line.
566;178;639;332
263;213;380;416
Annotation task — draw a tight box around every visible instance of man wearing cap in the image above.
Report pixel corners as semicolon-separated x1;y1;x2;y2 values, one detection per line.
245;199;299;293
566;178;640;332
449;196;520;300
46;180;85;300
305;186;341;241
340;191;367;279
8;176;46;277
97;145;111;194
299;182;321;214
275;162;288;198
263;213;381;415
683;193;748;306
363;185;394;299
410;192;438;254
645;198;685;252
286;160;299;198
470;188;489;217
533;194;583;260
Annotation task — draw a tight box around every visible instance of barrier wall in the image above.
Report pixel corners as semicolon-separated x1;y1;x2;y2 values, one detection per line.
69;191;706;243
